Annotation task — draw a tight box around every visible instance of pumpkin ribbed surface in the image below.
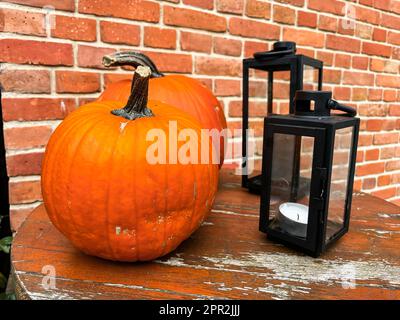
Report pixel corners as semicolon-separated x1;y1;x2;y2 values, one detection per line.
41;101;219;262
99;52;227;167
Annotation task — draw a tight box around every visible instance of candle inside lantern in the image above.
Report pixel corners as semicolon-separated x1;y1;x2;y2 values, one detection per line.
277;202;309;238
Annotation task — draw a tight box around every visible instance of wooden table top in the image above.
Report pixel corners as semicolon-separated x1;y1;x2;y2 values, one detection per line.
11;170;400;300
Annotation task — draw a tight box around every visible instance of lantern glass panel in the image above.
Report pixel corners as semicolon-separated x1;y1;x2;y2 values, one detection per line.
246;69;291;183
325;126;355;242
303;65;320;91
268;133;314;239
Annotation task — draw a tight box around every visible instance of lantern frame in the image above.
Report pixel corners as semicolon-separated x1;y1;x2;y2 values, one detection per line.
259;91;360;257
242;41;323;193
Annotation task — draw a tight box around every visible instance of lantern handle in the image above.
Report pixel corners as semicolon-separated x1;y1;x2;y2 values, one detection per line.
327;99;357;117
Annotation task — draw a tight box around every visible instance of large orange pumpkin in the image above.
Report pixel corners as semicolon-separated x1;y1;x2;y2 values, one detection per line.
42;66;219;262
99;51;227;167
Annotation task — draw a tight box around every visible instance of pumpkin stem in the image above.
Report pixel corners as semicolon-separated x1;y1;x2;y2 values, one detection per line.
103;51;164;78
111;66;154;120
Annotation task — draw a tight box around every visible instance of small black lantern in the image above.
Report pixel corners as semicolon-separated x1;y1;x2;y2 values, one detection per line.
259;91;360;257
242;41;323;193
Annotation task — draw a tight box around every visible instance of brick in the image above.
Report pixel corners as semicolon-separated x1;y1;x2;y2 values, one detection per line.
79;0;159;22
1;98;76;121
373;0;392;12
378;175;391;187
387;160;400;171
370;59;399;73
389;104;400;116
358;104;388;117
4;0;74;11
365;148;380;161
355;23;373;40
382;119;397;131
373;132;399;145
337;18;355;36
214;79;241;97
392;47;400;60
164;6;226;32
100;21;140;46
362;42;392;58
283;28;324;48
229;17;280;40
326;34;361;53
298;11;317;28
213;37;242;57
352;87;368;101
377;75;400;88
273;5;296;25
0;39;73;66
362;178;376;189
245;0;271;19
343;71;374;86
392;0;400;14
359;0;374;7
335;53;351;68
352;56;369;70
388;31;400;45
52;15;96;42
353;179;362;191
318;15;337;32
275;0;304;6
6;152;43;177
4;126;53;150
358;134;373;146
324;69;341;84
308;0;345;15
78;97;97;106
196;57;241;77
78;46;115;69
333;87;351;100
384;90;397;102
183;0;214;10
366;120;383;132
9;180;42;205
380;147;396;159
0;70;50;93
144;27;176;49
357;150;364;162
317;51;334;66
180;32;212;53
356;162;385;176
217;0;244;14
372;187;397;200
56;71;100;93
355;6;380;25
142;51;192;74
381;13;400;30
372;28;387;42
0;8;45;36
229;100;267;117
368;88;383;101
244;41;268;58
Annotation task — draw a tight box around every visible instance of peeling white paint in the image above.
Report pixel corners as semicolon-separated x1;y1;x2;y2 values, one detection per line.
211;209;255;218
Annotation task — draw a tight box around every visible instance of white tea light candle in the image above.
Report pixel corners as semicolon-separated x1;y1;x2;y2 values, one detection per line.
277;202;309;238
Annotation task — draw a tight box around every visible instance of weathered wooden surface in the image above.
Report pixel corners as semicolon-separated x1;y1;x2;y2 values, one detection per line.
11;170;400;300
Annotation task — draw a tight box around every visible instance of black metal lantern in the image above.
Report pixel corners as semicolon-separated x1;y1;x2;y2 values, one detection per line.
242;41;323;193
259;91;360;257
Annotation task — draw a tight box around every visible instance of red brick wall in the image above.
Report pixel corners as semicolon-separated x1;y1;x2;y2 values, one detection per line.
1;0;400;230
